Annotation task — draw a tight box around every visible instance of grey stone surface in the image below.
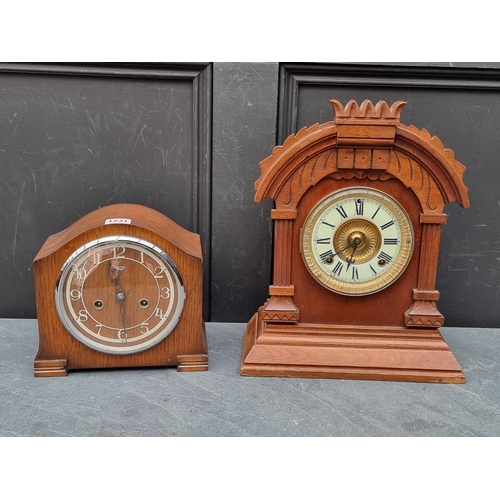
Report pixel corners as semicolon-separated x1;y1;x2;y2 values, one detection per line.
0;319;499;437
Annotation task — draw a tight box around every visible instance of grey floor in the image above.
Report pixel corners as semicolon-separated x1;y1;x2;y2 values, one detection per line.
1;319;499;437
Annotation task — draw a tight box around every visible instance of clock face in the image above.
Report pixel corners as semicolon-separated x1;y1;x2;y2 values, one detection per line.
55;236;185;354
300;187;414;296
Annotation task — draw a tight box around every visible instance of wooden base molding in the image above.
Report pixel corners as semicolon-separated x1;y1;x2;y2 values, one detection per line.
34;359;68;377
33;353;209;376
241;309;465;383
177;354;209;372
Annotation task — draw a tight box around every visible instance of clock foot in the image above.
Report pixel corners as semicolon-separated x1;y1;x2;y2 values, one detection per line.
405;292;444;327
177;354;209;372
261;296;299;323
241;310;465;383
34;359;68;377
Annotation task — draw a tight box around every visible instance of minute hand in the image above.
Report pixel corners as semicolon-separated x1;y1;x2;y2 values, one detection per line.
346;237;363;271
109;263;127;340
331;241;357;259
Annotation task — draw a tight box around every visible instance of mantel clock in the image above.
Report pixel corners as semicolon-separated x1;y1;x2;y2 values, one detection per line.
34;204;207;376
241;99;470;383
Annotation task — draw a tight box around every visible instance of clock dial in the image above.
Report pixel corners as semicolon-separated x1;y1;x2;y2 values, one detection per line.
55;236;185;354
300;187;414;295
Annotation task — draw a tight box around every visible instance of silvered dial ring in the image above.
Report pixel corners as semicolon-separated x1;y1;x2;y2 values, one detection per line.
55;236;185;354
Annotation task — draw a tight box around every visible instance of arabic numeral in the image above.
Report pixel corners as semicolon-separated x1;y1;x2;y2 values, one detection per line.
75;268;87;280
154;266;164;279
76;310;88;322
160;287;171;299
69;289;82;301
155;308;167;319
113;246;126;258
93;251;102;265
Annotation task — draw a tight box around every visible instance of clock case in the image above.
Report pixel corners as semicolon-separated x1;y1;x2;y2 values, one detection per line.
241;99;470;383
33;203;207;376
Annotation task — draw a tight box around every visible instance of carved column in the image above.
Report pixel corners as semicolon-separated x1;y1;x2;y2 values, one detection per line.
262;210;299;323
405;213;447;327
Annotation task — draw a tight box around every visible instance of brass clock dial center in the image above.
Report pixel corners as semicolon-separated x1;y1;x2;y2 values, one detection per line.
334;219;382;264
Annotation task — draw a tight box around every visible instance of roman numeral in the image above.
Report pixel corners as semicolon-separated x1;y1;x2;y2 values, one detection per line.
355;199;364;216
383;238;398;245
371;206;381;219
369;264;378;276
381;220;395;230
351;266;359;280
316;238;330;244
336;206;348;219
321;220;335;229
378;251;393;262
332;261;344;276
319;249;334;262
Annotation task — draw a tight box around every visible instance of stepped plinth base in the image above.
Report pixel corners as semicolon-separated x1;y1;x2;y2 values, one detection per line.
241;309;465;383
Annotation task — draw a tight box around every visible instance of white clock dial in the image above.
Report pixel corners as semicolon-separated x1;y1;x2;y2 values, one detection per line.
300;187;414;295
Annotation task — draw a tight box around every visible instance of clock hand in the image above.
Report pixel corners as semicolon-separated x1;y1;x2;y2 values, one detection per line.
109;262;127;340
346;237;362;271
322;241;357;265
331;241;357;259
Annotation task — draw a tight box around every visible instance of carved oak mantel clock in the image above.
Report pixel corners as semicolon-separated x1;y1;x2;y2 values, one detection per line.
34;204;207;376
241;99;470;383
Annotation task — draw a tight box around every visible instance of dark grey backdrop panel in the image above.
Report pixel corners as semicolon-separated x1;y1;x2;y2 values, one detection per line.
211;62;278;322
2;62;499;327
279;63;500;328
0;63;212;319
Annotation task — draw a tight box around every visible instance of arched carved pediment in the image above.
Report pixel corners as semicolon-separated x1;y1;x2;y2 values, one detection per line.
255;100;470;215
394;124;469;210
255;121;337;206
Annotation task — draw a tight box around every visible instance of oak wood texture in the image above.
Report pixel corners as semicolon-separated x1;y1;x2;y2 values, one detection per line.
241;99;470;383
34;203;207;376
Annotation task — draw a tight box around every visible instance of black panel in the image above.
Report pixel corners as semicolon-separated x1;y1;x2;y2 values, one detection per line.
211;62;278;321
1;62;498;328
0;63;212;319
279;63;500;328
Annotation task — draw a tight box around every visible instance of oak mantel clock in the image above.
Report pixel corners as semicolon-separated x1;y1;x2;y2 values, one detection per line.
33;203;207;376
241;99;470;383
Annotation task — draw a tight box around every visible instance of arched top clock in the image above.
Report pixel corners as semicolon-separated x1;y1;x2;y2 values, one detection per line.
241;99;470;383
34;203;207;376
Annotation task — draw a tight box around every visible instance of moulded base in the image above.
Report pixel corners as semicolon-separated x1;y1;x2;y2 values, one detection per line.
240;309;465;383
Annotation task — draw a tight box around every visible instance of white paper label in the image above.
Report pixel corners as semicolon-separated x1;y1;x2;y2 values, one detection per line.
104;218;132;225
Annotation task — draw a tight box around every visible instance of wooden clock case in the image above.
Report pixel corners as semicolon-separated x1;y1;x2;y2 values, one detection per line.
33;203;208;376
241;99;470;383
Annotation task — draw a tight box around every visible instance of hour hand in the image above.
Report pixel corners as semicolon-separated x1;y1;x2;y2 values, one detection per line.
346;237;362;271
109;261;125;282
332;241;356;259
109;262;126;305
